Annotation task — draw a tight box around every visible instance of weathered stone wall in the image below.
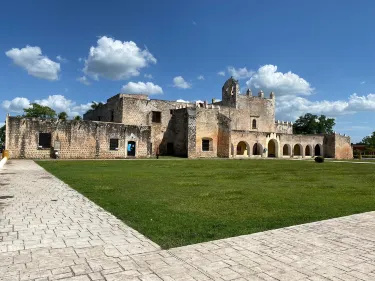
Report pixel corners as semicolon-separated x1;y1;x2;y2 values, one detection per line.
275;121;293;134
279;134;325;158
83;95;124;123
334;134;353;159
6;117;150;159
195;108;219;158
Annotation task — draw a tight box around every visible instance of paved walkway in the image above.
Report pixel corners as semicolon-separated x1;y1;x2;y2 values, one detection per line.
1;161;375;281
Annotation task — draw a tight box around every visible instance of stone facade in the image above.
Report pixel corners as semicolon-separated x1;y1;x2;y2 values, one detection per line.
5;77;353;159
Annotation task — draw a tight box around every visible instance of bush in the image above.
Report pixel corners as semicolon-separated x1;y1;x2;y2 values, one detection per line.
315;156;324;163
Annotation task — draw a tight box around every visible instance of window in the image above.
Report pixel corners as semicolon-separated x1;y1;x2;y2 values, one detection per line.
252;119;257;129
170;109;174;115
202;139;210;151
98;116;101;121
39;133;51;148
110;139;119;150
110;110;114;122
152;111;161;123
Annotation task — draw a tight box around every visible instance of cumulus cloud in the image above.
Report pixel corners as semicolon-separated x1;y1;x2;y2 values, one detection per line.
276;93;375;121
5;46;60;80
121;82;163;95
176;99;190;103
197;75;204;80
77;76;91;85
227;66;254;80
83;36;156;80
246;65;313;96
2;95;92;117
173;76;191;89
2;97;31;113
217;71;225;76
56;55;67;63
144;73;153;79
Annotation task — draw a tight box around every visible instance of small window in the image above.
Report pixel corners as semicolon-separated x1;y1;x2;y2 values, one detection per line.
110;139;119;150
152;111;161;123
252;119;257;129
39;133;51;148
110;110;114;122
98;116;101;121
170;109;174;115
202;139;210;151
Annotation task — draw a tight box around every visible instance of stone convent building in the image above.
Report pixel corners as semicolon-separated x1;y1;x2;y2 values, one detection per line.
5;77;353;159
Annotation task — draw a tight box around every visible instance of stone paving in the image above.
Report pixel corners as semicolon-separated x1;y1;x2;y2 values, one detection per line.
1;160;375;280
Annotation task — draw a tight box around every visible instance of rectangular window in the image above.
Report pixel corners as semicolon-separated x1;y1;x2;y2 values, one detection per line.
202;139;210;151
39;133;51;148
110;110;114;122
152;111;161;123
109;139;119;150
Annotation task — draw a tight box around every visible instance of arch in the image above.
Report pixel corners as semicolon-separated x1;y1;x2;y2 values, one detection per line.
293;144;302;156
236;141;250;156
315;144;322;156
305;145;312;157
252;119;257;129
267;139;278;158
283;144;291;156
253;143;263;156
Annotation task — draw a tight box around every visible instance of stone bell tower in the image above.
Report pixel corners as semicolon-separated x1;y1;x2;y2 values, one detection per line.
221;77;240;108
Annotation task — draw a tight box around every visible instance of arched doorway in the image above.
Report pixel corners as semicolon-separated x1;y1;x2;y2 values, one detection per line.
293;144;302;156
267;139;278;158
253;143;263;156
315;144;322;156
127;141;136;156
237;141;249;156
283;144;291;156
305;145;312;157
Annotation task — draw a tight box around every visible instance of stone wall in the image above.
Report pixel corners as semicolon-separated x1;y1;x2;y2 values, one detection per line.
6;117;150;159
324;134;353;160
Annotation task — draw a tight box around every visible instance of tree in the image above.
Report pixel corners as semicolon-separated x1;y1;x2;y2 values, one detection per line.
293;113;335;135
361;132;375;148
85;101;104;114
0;125;5;144
23;103;56;119
58;112;68;120
74;115;82;120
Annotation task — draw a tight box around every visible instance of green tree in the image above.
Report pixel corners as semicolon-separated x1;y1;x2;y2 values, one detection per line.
361;132;375;148
293;113;335;135
85;101;104;114
0;125;5;144
23;103;56;119
58;111;68;120
74;115;82;120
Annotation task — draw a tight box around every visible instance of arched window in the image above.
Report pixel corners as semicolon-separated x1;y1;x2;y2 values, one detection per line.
252;119;257;129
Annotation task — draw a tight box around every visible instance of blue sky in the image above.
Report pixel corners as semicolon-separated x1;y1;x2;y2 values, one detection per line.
1;0;375;143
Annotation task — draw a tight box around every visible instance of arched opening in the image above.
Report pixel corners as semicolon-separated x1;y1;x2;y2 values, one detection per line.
127;141;136;157
283;144;291;156
252;119;257;129
293;144;302;156
253;143;263;156
305;145;312;156
267;139;277;158
236;141;249;156
231;143;234;157
315;144;322;156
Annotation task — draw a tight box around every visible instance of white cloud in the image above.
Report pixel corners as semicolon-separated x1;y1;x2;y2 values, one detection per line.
83;36;156;80
217;71;225;76
5;46;60;80
176;99;190;103
197;75;204;80
121;82;163;95
77;76;91;85
2;95;92;117
0;122;4;127
144;73;153;79
246;65;313;96
192;20;197;25
360;81;366;85
276;93;375;121
2;97;31;113
173;76;191;89
56;55;67;63
227;66;254;80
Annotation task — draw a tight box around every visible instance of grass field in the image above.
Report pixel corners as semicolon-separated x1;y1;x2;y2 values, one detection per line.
37;159;375;249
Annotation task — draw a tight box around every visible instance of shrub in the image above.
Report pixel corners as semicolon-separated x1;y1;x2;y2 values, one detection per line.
315;156;324;163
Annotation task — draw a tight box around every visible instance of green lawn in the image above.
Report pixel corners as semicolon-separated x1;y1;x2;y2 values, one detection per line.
37;159;375;249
